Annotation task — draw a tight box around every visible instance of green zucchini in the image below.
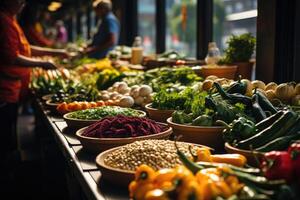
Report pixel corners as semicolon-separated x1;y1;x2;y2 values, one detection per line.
256;90;278;114
255;132;300;152
236;111;296;149
285;117;300;136
255;110;285;132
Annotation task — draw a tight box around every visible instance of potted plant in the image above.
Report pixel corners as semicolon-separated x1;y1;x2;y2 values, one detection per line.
219;33;256;80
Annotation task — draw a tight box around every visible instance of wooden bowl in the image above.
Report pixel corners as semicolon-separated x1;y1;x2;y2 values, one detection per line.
225;142;264;167
145;103;175;123
76;123;172;153
194;65;237;79
95;146;135;186
167;117;225;151
63;109;147;129
45;99;60;113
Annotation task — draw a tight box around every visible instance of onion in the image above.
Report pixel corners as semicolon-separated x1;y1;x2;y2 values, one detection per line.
118;96;134;107
117;82;128;93
265;82;278;91
275;83;295;101
252;80;266;90
101;94;110;101
139;85;153;97
266;90;276;100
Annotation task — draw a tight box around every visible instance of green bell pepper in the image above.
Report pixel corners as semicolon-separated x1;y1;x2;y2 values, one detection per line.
192;114;213;126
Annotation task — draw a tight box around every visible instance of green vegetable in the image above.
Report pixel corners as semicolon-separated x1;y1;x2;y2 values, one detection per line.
255;132;300;152
255;111;285;132
172;111;193;124
252;94;267;122
217;117;256;143
237;111;298;149
256;90;278;114
68;106;143;120
214;82;252;107
192;115;213;126
226;75;247;95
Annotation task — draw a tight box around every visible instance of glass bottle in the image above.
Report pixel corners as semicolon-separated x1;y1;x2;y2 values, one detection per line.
205;42;221;65
131;36;143;65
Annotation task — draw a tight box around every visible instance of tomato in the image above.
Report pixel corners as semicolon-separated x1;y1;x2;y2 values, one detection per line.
57;102;68;114
67;102;77;111
71;101;82;111
105;100;115;106
96;100;105;107
80;101;91;110
89;102;97;108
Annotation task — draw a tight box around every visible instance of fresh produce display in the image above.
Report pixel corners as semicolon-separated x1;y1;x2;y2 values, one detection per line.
100;82;153;107
128;141;292;200
31;68;72;95
30;51;300;200
122;67;202;91
66;106;143;120
56;101;106;114
82;115;167;138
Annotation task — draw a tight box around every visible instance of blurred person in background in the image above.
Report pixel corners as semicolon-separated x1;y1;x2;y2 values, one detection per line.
0;0;70;188
19;3;54;47
84;0;120;59
55;20;68;47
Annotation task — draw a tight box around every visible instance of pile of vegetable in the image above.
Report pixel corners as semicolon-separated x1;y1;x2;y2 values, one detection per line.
122;67;202;92
56;100;106;114
82;115;167;138
100;82;153;107
223;110;300;152
66;106;143;120
129;141;292;200
151;87;207;112
31;68;72;95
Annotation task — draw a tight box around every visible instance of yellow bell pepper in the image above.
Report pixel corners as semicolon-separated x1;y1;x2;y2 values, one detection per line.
135;164;157;184
210;154;247;167
196;147;212;162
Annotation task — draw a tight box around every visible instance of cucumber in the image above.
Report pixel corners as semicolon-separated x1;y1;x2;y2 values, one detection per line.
256;91;278;114
285;117;300;136
255;110;285;132
255;132;300;152
237;111;297;149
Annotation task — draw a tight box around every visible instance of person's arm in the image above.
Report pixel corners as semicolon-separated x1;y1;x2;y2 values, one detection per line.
30;45;69;58
85;33;116;54
13;54;57;69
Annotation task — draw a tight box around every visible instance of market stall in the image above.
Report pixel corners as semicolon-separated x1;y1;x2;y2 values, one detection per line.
29;51;300;200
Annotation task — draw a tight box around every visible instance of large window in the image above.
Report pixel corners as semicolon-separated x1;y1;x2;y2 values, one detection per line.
166;0;197;57
213;0;257;52
138;0;156;54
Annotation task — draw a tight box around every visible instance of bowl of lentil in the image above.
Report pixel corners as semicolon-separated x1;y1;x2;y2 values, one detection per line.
95;139;207;186
167;117;225;151
64;106;147;129
76;117;172;153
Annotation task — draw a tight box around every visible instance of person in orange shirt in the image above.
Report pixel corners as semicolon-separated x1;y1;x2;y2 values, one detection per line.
0;0;69;176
